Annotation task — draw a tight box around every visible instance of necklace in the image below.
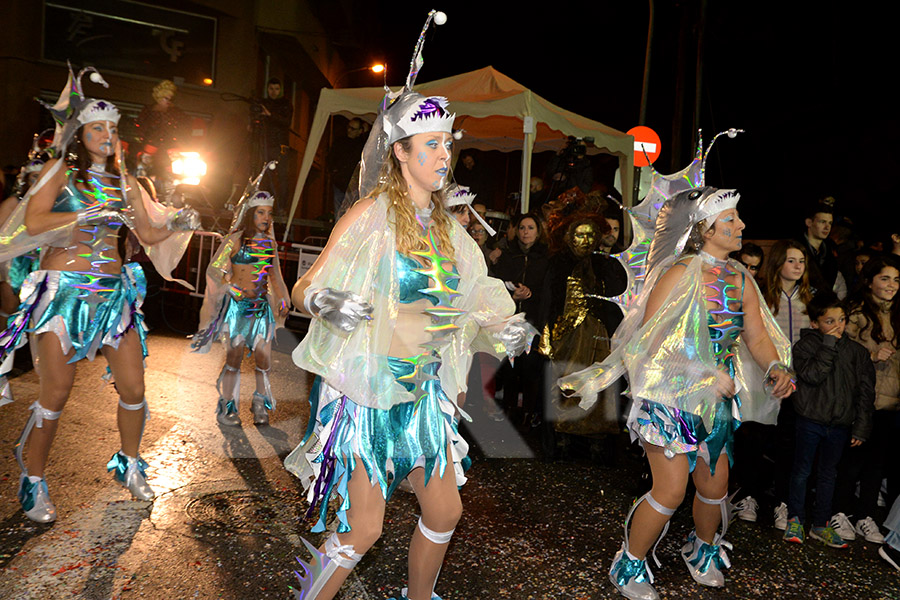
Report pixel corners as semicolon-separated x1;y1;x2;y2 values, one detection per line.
699;249;728;268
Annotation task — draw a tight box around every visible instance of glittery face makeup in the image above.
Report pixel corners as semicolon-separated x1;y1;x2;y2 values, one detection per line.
82;120;118;160
704;209;744;254
399;132;452;193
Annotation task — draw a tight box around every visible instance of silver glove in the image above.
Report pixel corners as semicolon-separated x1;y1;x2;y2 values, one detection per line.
495;319;539;358
306;288;373;333
167;206;201;231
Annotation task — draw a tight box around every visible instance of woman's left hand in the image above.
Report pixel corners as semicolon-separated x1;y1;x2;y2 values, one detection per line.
277;297;290;318
768;369;795;399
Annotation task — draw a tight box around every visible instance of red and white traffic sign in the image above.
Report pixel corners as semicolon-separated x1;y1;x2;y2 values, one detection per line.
627;125;661;167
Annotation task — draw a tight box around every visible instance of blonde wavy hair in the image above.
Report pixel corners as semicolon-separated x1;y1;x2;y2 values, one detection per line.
152;80;177;103
370;138;455;261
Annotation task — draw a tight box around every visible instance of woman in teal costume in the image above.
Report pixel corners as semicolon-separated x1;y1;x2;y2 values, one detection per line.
191;184;290;427
0;67;198;524
562;185;794;600
282;13;533;600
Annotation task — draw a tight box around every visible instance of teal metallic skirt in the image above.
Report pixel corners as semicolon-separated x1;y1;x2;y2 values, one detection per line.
284;358;468;533
0;265;147;364
193;295;274;352
7;252;40;295
630;397;740;475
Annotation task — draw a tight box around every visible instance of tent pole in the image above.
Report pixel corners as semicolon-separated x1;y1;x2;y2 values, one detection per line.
520;115;535;214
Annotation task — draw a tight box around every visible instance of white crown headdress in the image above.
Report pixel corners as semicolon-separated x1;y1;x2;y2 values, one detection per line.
445;183;495;235
445;183;476;208
77;99;121;126
227;160;278;234
248;191;274;208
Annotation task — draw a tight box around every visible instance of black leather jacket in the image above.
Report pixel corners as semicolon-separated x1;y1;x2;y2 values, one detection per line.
792;328;876;440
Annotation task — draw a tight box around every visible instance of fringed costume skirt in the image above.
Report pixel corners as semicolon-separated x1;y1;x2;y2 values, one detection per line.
0;265;147;364
628;397;740;475
192;295;275;353
285;357;468;533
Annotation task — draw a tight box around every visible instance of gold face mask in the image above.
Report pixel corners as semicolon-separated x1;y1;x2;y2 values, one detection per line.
570;223;597;258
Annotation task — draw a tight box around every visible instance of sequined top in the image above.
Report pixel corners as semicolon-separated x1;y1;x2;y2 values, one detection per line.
46;172;126;273
706;266;746;382
397;252;438;305
51;174;126;213
232;237;276;296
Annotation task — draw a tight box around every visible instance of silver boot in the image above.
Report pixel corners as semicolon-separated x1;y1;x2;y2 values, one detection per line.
291;532;363;599
216;364;242;426
251;366;276;426
681;530;731;587
609;544;659;600
107;451;155;501
251;392;272;425
18;476;57;523
217;398;242;426
15;401;62;523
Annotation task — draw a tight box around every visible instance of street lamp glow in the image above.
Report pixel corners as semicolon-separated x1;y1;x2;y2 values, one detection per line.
371;64;385;74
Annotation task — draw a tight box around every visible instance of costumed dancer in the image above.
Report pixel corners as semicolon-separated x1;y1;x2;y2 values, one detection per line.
539;197;627;448
283;11;535;600
0;136;50;402
560;131;794;600
0;63;199;523
191;164;290;426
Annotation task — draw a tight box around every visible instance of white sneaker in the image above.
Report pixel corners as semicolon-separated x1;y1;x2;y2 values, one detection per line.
774;502;788;530
734;496;759;522
829;512;856;541
855;516;885;544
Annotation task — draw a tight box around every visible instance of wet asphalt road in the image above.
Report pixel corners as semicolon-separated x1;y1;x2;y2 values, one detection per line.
0;319;898;600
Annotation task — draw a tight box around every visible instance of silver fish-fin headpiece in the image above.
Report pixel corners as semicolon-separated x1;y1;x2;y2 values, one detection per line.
597;128;744;315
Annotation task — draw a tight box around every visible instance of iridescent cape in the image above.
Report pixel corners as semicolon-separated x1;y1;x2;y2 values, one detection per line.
292;193;516;412
559;255;790;427
0;160;194;287
192;231;290;353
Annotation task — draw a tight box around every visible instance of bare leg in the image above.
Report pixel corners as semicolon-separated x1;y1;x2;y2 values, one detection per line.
101;329;147;457
406;448;463;600
628;443;689;559
692;453;730;543
310;459;386;600
24;332;77;477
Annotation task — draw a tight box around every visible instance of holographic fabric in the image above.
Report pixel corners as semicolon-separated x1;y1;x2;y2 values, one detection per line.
0;264;147;365
193;233;289;354
630;261;745;473
561;255;790;429
293;194;515;412
284;357;467;533
51;170;126;213
1;166;194;288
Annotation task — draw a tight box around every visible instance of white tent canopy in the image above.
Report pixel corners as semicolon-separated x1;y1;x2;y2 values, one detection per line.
285;66;634;239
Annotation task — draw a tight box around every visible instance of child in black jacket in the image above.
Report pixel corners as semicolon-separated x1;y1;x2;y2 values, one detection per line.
784;293;875;547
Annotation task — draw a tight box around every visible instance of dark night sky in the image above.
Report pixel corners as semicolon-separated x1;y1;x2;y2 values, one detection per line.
340;2;893;242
